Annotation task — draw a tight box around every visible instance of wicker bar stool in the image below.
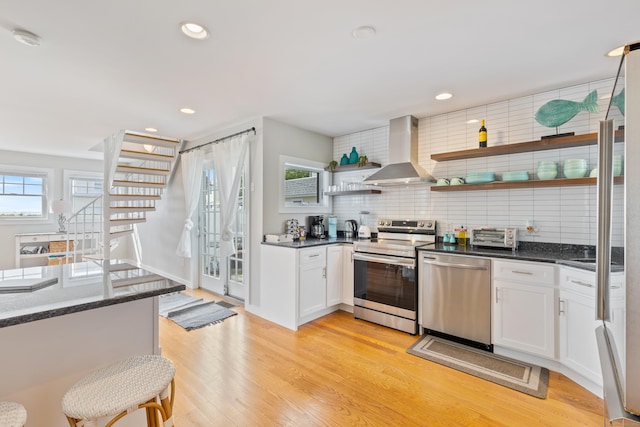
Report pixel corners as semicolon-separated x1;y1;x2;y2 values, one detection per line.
62;355;175;427
0;401;27;427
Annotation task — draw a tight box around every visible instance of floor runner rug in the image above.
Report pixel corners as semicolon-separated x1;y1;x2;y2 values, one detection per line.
166;301;237;331
158;293;203;317
407;334;548;399
215;300;236;309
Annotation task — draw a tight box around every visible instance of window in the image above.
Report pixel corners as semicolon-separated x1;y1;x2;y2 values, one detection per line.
279;155;331;213
70;177;103;213
0;172;47;218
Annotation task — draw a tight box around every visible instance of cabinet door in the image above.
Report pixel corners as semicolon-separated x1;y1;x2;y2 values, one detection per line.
299;261;327;318
559;289;602;385
342;245;354;306
326;245;343;306
493;280;556;358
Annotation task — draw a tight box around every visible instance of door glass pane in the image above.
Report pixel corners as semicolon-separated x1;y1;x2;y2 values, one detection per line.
202;169;221;279
201;165;246;298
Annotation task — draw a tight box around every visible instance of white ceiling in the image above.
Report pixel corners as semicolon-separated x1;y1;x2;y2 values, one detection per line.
1;1;638;159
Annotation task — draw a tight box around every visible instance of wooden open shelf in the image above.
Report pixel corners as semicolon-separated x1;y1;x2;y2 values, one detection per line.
326;162;381;172
430;131;624;162
430;176;624;192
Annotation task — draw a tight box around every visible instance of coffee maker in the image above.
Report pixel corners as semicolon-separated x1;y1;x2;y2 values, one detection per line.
307;215;326;238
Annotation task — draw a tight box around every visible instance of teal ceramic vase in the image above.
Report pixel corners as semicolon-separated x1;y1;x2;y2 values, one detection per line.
349;147;359;164
340;154;349;166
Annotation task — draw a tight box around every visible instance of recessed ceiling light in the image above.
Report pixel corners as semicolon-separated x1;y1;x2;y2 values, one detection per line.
144;127;158;133
435;92;453;100
606;45;625;57
466;119;479;124
13;29;40;47
180;22;209;40
180;107;196;114
352;26;376;39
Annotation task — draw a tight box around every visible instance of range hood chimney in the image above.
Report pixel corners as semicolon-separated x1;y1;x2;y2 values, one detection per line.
362;115;435;186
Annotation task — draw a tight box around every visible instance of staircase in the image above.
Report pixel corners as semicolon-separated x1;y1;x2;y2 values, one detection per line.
66;130;184;262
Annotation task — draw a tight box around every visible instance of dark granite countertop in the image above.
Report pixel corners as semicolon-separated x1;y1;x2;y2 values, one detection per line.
0;260;185;328
418;241;624;272
261;236;358;248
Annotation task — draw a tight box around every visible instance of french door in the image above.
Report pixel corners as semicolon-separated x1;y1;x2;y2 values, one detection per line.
199;160;247;301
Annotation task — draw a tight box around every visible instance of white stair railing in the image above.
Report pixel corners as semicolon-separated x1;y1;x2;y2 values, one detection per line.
65;196;104;262
61;129;183;264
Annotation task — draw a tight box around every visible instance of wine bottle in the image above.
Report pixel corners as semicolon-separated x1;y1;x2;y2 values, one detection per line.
479;120;487;148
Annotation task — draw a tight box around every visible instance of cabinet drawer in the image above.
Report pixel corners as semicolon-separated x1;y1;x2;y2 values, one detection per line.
493;259;556;285
299;248;326;265
19;235;45;243
559;266;596;296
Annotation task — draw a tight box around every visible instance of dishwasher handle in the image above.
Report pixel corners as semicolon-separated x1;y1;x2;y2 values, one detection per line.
422;258;489;271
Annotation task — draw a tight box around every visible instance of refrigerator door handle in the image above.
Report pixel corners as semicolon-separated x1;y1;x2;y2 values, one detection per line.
596;119;614;321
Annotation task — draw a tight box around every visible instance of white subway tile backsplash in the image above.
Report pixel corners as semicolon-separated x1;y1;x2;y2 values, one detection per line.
331;77;618;245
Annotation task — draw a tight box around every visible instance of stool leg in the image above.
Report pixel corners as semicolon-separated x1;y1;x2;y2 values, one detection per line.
145;402;158;427
159;378;175;427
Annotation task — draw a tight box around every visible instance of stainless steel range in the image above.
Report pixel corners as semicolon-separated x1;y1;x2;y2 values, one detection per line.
353;219;436;334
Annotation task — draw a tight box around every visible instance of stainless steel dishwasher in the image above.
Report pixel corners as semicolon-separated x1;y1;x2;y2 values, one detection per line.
419;252;492;349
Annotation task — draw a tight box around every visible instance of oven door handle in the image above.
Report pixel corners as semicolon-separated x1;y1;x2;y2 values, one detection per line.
353;253;415;268
422;259;489;271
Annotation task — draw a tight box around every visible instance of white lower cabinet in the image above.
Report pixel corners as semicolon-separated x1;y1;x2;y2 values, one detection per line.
492;259;557;359
325;245;343;307
558;266;602;387
260;244;345;330
341;244;354;306
298;247;328;318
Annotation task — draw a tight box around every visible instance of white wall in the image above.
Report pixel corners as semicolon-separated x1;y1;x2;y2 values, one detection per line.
134;163;190;286
262;117;333;234
0;150;102;270
332;77;624;246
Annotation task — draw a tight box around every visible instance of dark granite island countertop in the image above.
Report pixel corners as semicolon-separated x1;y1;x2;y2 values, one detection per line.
0;260;185;328
0;259;185;426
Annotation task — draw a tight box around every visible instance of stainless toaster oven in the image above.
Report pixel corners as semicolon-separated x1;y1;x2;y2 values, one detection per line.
470;227;518;250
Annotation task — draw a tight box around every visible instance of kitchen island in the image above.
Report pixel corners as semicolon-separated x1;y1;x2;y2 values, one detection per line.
0;260;184;427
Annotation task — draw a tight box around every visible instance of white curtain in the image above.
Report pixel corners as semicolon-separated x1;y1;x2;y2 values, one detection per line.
176;150;204;258
210;134;249;254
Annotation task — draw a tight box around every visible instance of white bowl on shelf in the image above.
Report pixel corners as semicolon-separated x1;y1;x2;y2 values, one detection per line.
564;168;587;178
537;169;557;180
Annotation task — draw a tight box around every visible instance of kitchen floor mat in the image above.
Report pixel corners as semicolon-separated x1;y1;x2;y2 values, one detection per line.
407;334;548;399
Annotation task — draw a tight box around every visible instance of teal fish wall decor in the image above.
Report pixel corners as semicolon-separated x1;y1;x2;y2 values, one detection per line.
535;90;598;128
611;89;625;116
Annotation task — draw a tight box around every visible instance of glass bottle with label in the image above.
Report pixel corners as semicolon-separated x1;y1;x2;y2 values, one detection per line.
479;120;487;148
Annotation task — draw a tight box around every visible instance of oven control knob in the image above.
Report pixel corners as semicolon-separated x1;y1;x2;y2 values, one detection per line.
418;221;425;227
425;221;433;229
379;220;385;226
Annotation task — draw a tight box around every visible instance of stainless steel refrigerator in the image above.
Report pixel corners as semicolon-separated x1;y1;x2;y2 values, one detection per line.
596;41;640;425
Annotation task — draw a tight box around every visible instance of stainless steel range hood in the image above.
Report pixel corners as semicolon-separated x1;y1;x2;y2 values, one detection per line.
362;115;435;186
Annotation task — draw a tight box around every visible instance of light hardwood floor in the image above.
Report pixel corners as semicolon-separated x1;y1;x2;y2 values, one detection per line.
159;289;603;426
